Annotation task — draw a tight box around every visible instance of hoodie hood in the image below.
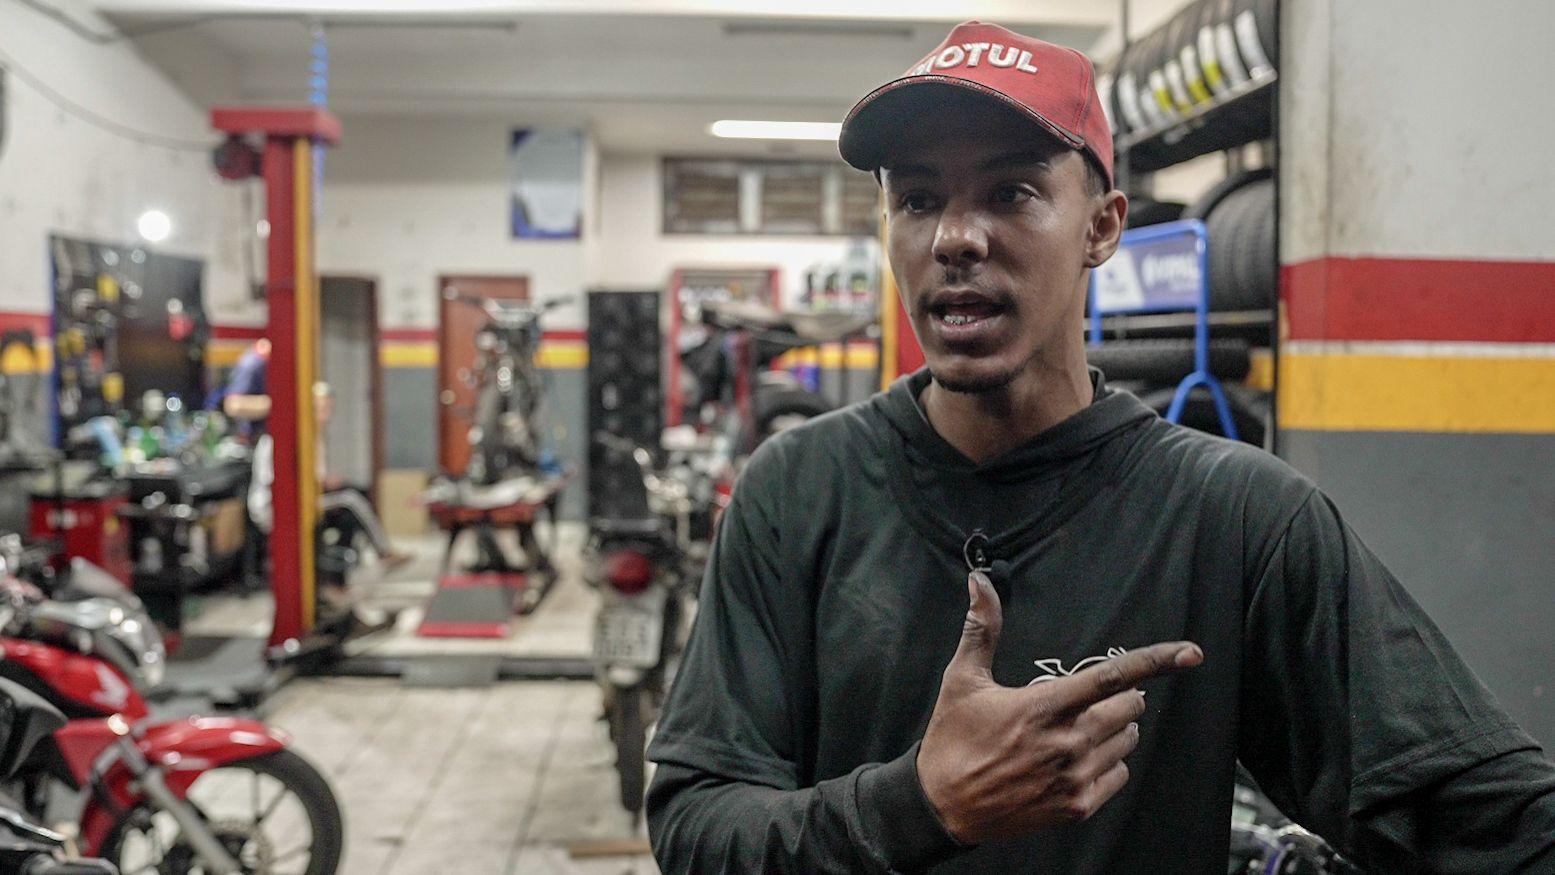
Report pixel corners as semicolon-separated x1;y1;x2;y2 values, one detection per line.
870;367;1159;561
877;367;1158;482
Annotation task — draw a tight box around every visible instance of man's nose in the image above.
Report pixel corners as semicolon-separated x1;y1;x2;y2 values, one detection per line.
933;206;989;268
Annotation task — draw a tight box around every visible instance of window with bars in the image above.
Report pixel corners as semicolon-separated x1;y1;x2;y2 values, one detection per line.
663;158;880;236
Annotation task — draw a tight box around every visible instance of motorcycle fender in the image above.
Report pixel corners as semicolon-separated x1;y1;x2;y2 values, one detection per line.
78;717;290;855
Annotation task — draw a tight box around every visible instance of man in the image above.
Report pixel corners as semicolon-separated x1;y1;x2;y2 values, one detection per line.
645;21;1555;874
247;381;411;573
220;338;271;440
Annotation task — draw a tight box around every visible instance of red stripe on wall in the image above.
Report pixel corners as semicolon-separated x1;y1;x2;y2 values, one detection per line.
211;324;266;341
0;312;50;335
1284;257;1555;343
218;326;587;344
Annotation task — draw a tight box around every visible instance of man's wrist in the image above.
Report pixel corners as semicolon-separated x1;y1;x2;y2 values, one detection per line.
853;741;969;871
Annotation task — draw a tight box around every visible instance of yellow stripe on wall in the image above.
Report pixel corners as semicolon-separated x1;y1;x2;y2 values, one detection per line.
1279;352;1555;433
536;343;588;369
771;344;880;371
1;342;52;374
206;340;250;369
380;342;437;368
208;340;590;371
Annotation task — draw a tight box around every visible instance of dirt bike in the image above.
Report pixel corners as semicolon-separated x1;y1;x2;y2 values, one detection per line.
681;300;877;448
0;535;343;874
442;287;565;485
585;429;729;821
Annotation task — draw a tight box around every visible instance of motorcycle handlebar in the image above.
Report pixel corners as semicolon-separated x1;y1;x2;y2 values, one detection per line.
443;287;570;321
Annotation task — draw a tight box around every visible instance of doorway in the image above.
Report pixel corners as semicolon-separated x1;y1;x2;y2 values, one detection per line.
319;276;383;500
436;275;530;476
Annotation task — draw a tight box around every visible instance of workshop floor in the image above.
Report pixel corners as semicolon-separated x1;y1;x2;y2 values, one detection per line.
267;678;656;875
181;526;663;874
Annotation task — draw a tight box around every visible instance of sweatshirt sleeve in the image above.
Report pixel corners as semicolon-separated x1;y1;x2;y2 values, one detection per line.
645;443;964;873
1239;491;1555;872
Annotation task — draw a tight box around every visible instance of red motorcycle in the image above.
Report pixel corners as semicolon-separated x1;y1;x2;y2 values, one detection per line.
0;536;342;874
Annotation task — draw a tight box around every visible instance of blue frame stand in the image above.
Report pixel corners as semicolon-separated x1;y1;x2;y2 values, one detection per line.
1088;219;1239;440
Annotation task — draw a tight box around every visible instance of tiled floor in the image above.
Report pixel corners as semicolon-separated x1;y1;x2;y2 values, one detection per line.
267;678;657;875
183;525;660;874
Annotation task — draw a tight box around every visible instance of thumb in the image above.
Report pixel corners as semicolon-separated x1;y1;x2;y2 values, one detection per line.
950;570;1003;679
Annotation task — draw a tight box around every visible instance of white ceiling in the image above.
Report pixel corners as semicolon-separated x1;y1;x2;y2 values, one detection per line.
102;1;1113;155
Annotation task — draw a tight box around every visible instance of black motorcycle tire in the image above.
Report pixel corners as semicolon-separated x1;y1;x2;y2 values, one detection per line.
1087;338;1252;384
754;387;833;440
99;749;345;875
612;686;649;818
1139;385;1268;447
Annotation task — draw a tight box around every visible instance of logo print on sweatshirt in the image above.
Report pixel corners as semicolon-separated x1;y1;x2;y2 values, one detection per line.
1026;647;1129;685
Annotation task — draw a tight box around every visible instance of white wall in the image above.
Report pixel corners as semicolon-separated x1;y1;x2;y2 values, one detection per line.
316;116;596;330
314;120;875;325
590;152;873;307
0;0;247;319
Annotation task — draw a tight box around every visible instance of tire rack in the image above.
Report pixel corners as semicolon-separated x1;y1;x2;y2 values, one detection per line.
1101;0;1280;450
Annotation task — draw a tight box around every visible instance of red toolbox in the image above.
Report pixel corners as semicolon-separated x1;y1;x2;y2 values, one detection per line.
28;482;132;586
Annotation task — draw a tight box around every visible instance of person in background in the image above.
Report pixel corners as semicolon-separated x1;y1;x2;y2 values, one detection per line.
241;380;412;577
220;338;271;440
312;382;412;572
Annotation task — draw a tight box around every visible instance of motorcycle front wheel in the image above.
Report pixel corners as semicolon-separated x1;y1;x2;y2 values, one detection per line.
100;749;344;875
611;685;649;819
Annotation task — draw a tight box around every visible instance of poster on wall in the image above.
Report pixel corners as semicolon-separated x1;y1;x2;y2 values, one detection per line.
509;128;584;239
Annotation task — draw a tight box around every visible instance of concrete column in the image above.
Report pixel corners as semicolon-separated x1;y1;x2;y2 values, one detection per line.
1279;0;1555;743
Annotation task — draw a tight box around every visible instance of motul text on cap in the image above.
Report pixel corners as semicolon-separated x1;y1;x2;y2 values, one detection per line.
839;21;1114;188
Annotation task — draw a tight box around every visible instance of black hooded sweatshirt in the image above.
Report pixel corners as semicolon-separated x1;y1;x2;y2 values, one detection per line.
646;369;1555;874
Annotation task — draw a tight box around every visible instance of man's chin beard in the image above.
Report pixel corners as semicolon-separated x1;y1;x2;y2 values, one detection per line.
929;364;1021;395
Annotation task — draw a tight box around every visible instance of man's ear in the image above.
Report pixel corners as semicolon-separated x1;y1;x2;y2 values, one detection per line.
1085;191;1129;267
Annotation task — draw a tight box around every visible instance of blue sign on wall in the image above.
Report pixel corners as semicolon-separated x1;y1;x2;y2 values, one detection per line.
1090;219;1207;316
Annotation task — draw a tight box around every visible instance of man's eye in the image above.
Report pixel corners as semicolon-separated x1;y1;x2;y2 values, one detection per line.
994;185;1034;204
900;192;937;213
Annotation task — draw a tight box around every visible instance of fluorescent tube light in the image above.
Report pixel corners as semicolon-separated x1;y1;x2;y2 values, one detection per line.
710;120;842;141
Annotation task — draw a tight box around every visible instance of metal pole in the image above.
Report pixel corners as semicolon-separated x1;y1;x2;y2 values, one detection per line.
1116;0;1132;196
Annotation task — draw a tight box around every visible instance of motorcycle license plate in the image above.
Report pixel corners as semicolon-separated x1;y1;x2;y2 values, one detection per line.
594;588;666;669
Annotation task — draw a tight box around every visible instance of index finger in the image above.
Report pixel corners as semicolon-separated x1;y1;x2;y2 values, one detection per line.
1041;642;1202;716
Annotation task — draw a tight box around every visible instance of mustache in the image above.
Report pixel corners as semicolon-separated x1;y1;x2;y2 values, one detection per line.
917;267;1014;312
941;265;975;285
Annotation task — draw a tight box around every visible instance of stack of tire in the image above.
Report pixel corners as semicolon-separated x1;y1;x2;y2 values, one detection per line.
1095;0;1278;173
1086;170;1275;445
1190;167;1276;313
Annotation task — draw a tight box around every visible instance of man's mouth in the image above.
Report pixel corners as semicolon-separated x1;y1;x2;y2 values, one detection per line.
927;291;1010;329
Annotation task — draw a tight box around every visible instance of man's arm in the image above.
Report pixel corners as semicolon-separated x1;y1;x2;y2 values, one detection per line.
1239;492;1555;872
223;393;270;422
648;748;959;874
644;444;961;873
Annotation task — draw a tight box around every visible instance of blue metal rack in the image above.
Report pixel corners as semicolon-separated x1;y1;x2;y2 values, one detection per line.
1088;219;1239;440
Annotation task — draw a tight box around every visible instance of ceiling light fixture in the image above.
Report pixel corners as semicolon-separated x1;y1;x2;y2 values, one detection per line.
137;210;172;244
710;120;842;141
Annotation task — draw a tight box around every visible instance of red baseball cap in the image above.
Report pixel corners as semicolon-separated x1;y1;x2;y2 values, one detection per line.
839;21;1113;188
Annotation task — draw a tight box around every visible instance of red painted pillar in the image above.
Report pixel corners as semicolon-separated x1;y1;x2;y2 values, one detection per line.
212;108;339;649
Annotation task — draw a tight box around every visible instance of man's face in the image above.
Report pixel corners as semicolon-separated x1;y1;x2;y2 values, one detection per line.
881;98;1113;394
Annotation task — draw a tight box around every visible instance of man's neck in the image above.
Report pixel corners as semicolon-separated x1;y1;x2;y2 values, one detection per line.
921;362;1094;465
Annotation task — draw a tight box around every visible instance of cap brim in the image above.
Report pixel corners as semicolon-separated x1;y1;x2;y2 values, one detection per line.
838;76;1085;172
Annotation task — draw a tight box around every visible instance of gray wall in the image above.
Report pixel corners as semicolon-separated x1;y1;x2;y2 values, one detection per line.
1281;430;1555;748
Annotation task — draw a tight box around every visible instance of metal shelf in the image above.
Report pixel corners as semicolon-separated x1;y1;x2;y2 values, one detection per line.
1093;308;1273;339
1116;70;1278;173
